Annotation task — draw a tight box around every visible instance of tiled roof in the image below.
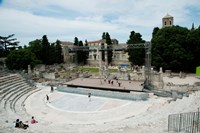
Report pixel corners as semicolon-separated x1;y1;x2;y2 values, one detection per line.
61;41;74;46
163;14;173;18
87;39;106;44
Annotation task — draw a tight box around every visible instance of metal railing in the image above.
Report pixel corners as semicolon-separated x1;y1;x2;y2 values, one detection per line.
168;108;200;133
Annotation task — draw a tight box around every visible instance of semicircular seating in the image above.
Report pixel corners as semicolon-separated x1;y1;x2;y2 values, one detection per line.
0;70;41;131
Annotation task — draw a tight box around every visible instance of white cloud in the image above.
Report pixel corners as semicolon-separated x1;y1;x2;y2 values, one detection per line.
0;7;122;45
1;0;200;45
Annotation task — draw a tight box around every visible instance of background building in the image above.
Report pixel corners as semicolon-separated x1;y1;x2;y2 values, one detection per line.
87;39;129;66
62;39;130;67
162;14;174;28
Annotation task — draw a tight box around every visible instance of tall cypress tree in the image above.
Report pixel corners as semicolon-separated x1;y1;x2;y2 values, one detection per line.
49;43;56;64
84;40;89;64
74;37;79;65
41;35;50;64
106;32;113;65
77;41;84;64
55;40;63;64
101;32;106;61
74;37;79;46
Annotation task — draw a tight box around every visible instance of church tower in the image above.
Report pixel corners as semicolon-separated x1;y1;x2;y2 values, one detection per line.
162;14;174;28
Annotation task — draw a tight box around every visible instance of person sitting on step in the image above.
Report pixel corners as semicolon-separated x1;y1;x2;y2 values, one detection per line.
19;121;29;129
31;116;38;124
15;119;20;128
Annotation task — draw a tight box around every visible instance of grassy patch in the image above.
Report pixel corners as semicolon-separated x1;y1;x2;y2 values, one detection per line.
79;67;99;72
108;68;118;73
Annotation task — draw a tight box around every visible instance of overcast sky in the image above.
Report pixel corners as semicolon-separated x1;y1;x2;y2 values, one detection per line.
0;0;200;46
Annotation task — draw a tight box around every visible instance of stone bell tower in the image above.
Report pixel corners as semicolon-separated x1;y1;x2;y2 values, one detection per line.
162;14;174;28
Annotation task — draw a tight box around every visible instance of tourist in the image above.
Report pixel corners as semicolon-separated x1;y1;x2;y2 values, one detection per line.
19;121;29;129
118;82;121;87
116;78;118;83
31;116;38;124
46;95;50;103
111;80;114;85
15;119;20;128
50;85;54;93
88;93;91;102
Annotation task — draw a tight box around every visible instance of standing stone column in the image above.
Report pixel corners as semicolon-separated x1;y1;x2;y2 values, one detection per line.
158;67;164;89
159;67;163;81
28;65;32;75
141;66;145;79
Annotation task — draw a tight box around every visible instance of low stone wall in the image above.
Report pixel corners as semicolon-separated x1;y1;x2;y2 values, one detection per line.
163;82;192;92
57;86;149;101
43;72;55;79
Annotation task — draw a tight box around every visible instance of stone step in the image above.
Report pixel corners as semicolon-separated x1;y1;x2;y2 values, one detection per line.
0;83;29;102
0;80;26;93
0;78;24;88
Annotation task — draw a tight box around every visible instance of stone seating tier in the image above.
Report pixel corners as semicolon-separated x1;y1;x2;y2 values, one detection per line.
0;85;30;115
0;74;20;81
0;72;39;130
4;85;31;110
0;83;28;102
11;87;38;113
0;81;26;94
0;88;39;125
0;71;10;77
0;78;24;89
0;76;22;86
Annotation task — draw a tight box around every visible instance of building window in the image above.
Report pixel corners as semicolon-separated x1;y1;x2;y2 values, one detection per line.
114;55;119;60
170;21;171;25
93;54;97;60
122;55;126;60
165;21;167;25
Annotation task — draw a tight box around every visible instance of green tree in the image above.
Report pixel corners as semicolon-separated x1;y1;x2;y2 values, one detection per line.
0;47;4;57
0;34;19;56
28;39;42;61
76;40;83;64
191;23;195;30
73;37;88;65
127;31;145;66
151;26;190;72
74;37;83;64
84;40;89;64
101;32;106;61
152;27;160;37
5;49;39;70
186;26;200;71
74;37;79;64
41;35;50;65
55;40;63;64
105;32;113;65
74;37;79;46
49;43;56;64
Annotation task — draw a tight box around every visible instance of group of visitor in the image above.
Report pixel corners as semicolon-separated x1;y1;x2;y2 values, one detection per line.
15;116;38;130
104;78;122;87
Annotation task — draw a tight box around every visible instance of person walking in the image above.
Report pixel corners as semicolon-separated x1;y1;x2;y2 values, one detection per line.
50;85;54;93
88;93;91;102
46;95;50;103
